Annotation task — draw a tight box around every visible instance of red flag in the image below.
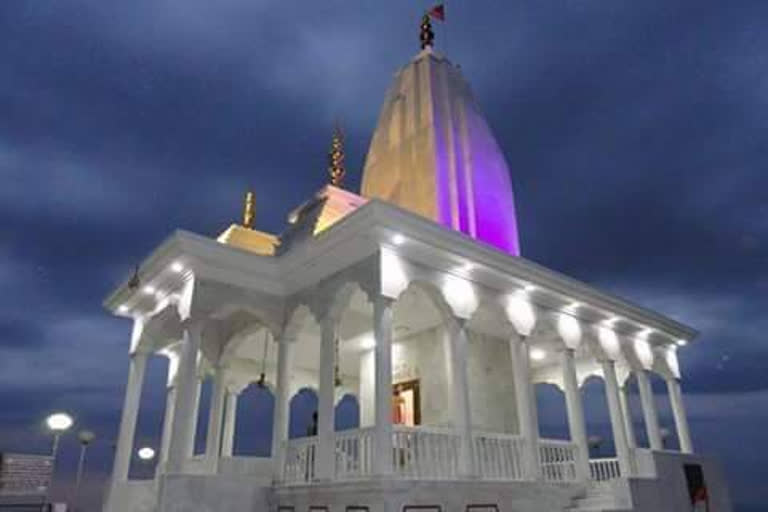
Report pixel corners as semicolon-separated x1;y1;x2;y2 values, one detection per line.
427;4;445;21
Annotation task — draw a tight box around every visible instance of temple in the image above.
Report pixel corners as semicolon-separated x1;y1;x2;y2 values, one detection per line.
101;18;731;512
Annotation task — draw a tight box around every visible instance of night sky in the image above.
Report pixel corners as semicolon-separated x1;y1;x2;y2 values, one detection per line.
1;2;767;511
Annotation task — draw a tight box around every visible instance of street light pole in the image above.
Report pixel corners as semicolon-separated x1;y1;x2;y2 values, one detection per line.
43;413;74;512
72;430;95;512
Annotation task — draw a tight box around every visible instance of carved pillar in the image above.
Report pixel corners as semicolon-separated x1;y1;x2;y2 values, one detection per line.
510;334;540;479
271;338;296;480
167;320;203;473
602;359;633;476
636;369;662;450
562;348;589;480
373;296;394;476
111;351;148;482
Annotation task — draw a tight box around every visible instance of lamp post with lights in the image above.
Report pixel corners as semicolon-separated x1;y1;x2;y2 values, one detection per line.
43;412;74;512
71;430;95;512
137;447;156;479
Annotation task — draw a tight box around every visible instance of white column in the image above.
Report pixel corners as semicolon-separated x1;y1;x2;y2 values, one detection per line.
185;377;202;457
315;313;336;480
359;349;376;428
666;377;693;453
271;338;295;480
167;320;203;473
221;390;239;457
157;385;177;473
636;369;662;450
446;319;475;477
204;368;227;469
373;296;394;476
619;385;637;450
509;334;540;479
561;348;589;480
601;360;632;476
111;352;148;482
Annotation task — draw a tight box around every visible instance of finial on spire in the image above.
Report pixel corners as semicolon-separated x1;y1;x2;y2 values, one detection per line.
421;4;444;50
420;14;434;50
328;123;345;187
242;190;255;228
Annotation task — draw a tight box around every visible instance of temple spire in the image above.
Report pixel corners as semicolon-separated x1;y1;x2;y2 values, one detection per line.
242;190;255;229
328;123;346;188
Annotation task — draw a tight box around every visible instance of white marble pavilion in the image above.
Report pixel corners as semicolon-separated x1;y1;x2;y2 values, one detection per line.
102;21;731;512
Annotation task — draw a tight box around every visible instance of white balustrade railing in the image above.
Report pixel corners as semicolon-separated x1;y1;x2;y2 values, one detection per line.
334;427;375;480
589;458;621;482
473;432;526;481
392;426;460;479
282;437;318;484
539;439;578;483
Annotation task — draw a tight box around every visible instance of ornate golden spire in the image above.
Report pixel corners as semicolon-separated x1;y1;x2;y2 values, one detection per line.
420;13;434;49
328;123;345;187
242;190;255;229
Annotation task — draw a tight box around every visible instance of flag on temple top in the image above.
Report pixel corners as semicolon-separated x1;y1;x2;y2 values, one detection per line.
427;4;445;21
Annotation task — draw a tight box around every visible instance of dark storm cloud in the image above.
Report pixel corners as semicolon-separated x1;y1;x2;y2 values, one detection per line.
1;1;767;510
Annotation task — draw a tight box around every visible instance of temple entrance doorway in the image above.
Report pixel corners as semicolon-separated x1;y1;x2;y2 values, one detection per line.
393;379;421;426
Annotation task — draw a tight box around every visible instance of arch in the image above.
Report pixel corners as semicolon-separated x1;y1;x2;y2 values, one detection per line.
210;303;281;338
580;375;615;458
467;297;514;339
393;279;457;325
534;382;569;440
288;387;319;439
328;281;373;325
234;383;275;456
647;371;678;450
220;325;275;368
334;393;360;431
283;303;318;342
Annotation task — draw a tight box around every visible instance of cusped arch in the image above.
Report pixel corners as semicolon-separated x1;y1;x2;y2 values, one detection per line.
283;303;319;342
393;279;457;323
219;323;275;366
468;296;515;338
328;281;373;325
210;303;281;336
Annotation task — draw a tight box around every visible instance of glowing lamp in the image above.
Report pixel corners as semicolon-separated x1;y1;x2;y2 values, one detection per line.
137;447;156;461
46;413;73;432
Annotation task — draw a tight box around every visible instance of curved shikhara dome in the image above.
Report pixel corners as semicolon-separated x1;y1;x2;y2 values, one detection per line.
361;47;520;256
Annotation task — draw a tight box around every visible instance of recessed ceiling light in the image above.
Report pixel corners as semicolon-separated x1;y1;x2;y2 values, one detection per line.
392;234;406;245
170;261;184;273
530;348;547;361
566;302;581;312
142;285;155;295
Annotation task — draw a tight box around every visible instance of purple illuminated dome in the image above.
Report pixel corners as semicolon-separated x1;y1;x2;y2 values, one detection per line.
361;46;520;256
